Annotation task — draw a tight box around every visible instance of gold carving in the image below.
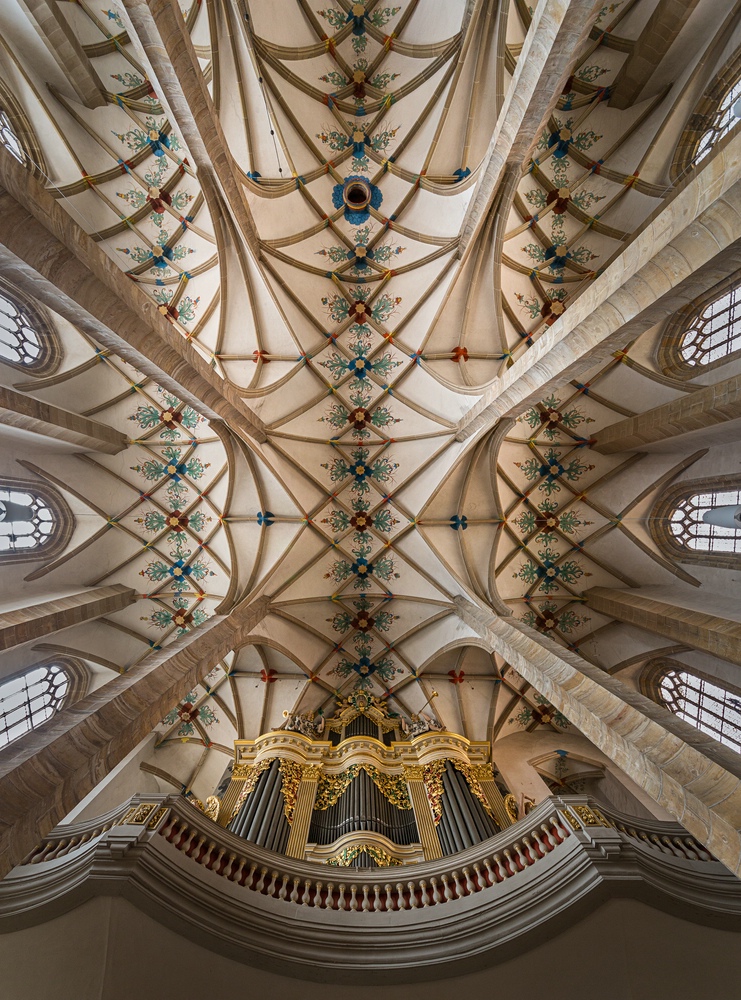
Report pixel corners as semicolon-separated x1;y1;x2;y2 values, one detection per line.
563;810;581;831
120;803;157;825
573;805;602;827
204;796;220;822
147;807;168;830
325;843;403;867
504;794;519;824
403;765;425;781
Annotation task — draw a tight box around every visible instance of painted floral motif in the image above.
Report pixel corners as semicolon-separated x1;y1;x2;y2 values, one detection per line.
317;4;400;55
325;538;400;591
139;531;215;593
317;124;399;173
117;226;194;275
129;390;201;442
316;225;404;274
144;596;209;635
509;694;570;729
162;690;218;738
512;499;589;544
519;394;594;441
513;546;588;595
331;633;401;690
328;596;398;635
116;159;193;228
515;448;594;497
103;7;124;29
113;115;180;158
521;601;589;636
111;71;144;89
152;289;201;325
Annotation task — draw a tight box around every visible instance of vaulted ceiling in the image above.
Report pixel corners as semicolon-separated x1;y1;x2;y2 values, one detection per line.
1;0;739;802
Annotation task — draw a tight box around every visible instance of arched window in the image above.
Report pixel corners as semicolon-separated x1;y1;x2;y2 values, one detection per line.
0;107;23;162
659;270;741;377
642;659;741;753
0;478;73;565
0;280;59;375
673;53;741;177
0;658;88;749
650;475;741;570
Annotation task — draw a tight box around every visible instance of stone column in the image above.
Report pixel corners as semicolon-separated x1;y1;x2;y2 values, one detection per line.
456;597;741;876
0;385;129;454
585;587;741;667
474;765;512;829
593;374;741;453
284;765;321;859
0;597;270;878
0;585;134;652
404;766;443;861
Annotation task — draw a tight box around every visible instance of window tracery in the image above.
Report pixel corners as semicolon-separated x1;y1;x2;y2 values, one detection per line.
673;53;741;177
642;659;741;754
0;107;23;163
650;475;741;570
659;270;741;377
0;81;46;178
0;278;60;375
0;478;73;565
0;658;88;749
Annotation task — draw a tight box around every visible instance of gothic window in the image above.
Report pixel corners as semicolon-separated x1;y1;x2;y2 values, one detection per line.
643;660;741;754
650;476;741;570
0;659;88;749
0;107;23;162
0;280;59;375
673;54;741;177
0;478;73;565
659;269;741;378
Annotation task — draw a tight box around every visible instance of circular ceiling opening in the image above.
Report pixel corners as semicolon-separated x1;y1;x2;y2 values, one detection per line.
344;180;371;209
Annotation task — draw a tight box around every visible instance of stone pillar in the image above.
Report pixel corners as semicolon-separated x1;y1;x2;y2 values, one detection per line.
284;765;321;859
0;385;129;454
585;587;741;667
475;765;512;829
404;766;443;861
456;596;741;876
593;374;741;453
0;585;134;652
0;597;270;878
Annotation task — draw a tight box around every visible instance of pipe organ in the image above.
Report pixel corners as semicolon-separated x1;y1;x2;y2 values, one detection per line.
217;693;512;867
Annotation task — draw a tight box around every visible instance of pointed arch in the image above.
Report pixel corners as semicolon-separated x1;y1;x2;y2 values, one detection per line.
649;474;741;571
672;47;741;178
0;277;61;376
640;657;741;754
0;476;74;566
0;656;89;749
658;268;741;378
0;78;47;179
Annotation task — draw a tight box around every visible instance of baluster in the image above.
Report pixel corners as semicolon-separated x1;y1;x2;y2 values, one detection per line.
349;884;359;911
430;877;442;904
419;879;430;906
396;883;408;909
361;885;371;912
463;867;476;893
255;867;268;893
266;871;279;897
231;858;246;884
242;862;257;889
540;823;556;849
661;835;683;858
302;879;312;906
223;853;236;880
212;846;227;873
491;854;507;881
690;839;712;861
451;869;464;895
338;883;348;911
528;831;545;859
47;839;68;861
513;841;528;869
384;884;395;910
443;873;455;901
373;885;383;911
289;877;300;904
326;882;336;909
473;862;488;888
278;875;289;901
482;857;497;885
315;881;324;908
182;826;199;855
407;881;419;908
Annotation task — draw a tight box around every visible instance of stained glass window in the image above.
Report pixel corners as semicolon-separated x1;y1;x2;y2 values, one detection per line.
0;485;55;554
0;289;45;369
0;663;69;749
677;283;741;368
659;669;741;753
0;108;23;163
669;488;741;555
694;76;741;166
